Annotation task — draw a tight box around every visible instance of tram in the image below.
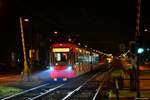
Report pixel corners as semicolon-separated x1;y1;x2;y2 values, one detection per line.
48;43;99;81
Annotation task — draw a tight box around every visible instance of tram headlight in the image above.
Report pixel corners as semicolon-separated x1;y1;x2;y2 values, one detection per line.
47;64;54;70
67;65;73;70
49;66;54;71
47;63;54;71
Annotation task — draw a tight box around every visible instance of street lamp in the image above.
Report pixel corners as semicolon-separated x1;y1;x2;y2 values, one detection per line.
24;18;29;22
19;17;30;81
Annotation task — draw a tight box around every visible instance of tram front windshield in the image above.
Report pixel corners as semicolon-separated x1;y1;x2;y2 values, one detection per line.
54;52;68;65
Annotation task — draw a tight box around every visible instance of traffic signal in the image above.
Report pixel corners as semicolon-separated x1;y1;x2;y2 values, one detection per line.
137;48;144;54
136;36;144;54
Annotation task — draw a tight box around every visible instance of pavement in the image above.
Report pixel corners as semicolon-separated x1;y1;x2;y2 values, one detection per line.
109;59;150;100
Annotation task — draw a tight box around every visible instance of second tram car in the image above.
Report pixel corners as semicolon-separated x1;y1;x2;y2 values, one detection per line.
48;43;99;81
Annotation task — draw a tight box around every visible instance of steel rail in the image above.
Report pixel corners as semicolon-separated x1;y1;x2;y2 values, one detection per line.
62;72;103;100
1;83;49;100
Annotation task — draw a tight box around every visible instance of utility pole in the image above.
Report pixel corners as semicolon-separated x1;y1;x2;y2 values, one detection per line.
135;0;142;38
135;0;142;98
19;17;30;81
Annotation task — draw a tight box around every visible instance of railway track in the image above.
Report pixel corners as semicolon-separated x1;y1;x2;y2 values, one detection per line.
1;83;64;100
61;70;112;100
2;66;113;100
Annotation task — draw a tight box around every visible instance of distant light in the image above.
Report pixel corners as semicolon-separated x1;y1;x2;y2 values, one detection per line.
85;45;87;48
147;48;150;51
17;59;20;62
24;19;29;22
79;49;82;52
144;29;148;32
137;48;144;54
68;38;72;42
78;43;81;45
54;31;58;34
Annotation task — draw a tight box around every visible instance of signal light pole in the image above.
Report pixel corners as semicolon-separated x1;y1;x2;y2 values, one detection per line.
19;17;30;81
135;0;142;98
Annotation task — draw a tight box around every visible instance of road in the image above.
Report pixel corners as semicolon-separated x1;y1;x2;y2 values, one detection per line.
0;74;20;85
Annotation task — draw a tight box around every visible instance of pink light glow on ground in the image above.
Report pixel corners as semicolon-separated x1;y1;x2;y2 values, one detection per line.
50;70;76;78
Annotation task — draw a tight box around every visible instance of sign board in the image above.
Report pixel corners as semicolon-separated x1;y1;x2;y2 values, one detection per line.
52;48;70;52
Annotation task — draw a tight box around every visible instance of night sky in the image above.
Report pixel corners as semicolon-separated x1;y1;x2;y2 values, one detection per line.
0;0;150;59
